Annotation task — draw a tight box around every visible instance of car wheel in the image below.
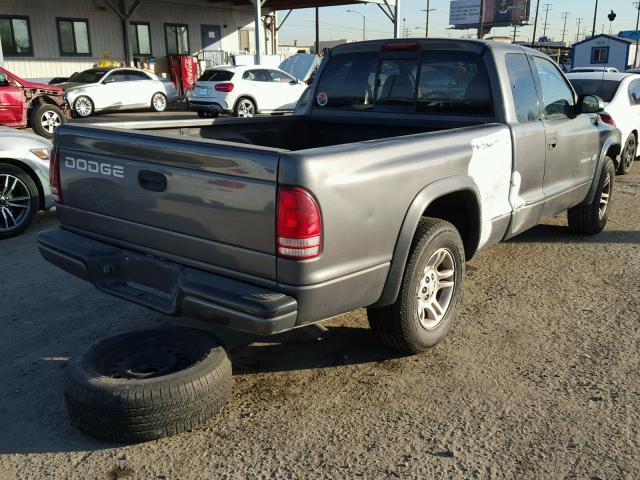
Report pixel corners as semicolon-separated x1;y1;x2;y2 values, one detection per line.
567;156;615;235
234;98;256;118
197;111;218;119
63;327;233;444
73;96;94;117
29;103;64;139
151;92;168;112
0;164;40;239
367;218;465;354
617;134;636;175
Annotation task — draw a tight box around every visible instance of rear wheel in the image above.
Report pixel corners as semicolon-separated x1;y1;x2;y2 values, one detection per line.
0;164;39;239
29;103;64;139
367;218;465;354
151;92;168;112
73;96;94;117
568;156;615;235
617;134;636;175
234;97;256;118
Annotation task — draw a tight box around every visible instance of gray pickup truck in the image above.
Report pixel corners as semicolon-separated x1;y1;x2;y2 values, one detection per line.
38;39;621;354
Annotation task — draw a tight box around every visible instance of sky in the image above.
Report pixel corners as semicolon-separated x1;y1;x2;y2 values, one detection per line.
277;0;640;46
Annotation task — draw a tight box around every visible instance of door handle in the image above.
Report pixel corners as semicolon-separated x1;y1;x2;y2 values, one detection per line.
138;171;167;192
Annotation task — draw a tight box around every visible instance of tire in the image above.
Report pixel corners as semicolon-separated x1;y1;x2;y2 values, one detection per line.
567;156;615;235
0;164;40;239
63;327;233;444
197;111;218;119
617;134;636;175
73;96;94;117
234;97;256;118
29;103;64;139
367;218;465;354
151;92;168;112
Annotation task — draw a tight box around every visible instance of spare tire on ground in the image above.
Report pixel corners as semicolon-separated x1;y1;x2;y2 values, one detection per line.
63;327;232;444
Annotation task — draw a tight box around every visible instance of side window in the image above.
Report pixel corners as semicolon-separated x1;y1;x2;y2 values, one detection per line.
591;47;609;64
243;70;263;81
0;72;10;86
629;80;640;106
269;70;293;83
125;70;151;81
533;57;574;117
505;54;540;122
104;72;127;83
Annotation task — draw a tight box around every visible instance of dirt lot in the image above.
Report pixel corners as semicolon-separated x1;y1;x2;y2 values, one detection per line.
1;165;639;480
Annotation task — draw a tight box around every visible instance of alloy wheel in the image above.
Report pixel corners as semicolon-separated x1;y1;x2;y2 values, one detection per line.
40;110;62;134
75;97;92;117
415;248;456;330
237;100;255;118
153;94;167;112
0;174;31;232
599;171;611;220
624;136;636;170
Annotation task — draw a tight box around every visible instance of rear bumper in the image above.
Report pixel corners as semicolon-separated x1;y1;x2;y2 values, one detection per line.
188;101;227;114
36;228;297;336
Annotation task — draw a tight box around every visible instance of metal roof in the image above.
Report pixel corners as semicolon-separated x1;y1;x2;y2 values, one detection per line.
206;0;396;10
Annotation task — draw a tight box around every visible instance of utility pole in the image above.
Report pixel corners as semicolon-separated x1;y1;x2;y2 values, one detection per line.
542;3;552;38
591;0;598;38
634;2;640;67
477;0;486;39
422;0;435;38
531;0;541;47
576;17;583;43
561;11;570;44
512;24;518;42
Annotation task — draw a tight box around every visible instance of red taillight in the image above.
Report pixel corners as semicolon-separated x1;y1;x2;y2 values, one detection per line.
49;146;62;203
215;83;234;92
382;41;421;51
599;113;616;127
276;186;322;260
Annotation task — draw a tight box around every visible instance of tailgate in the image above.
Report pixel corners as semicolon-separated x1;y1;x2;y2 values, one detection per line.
55;124;281;282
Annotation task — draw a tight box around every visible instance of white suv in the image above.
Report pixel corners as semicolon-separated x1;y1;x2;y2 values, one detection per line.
187;65;308;118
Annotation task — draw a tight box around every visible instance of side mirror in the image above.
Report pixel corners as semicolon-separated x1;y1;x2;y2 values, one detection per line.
577;94;604;114
289;79;298;85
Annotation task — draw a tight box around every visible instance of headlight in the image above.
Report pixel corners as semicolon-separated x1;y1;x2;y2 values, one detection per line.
30;148;50;160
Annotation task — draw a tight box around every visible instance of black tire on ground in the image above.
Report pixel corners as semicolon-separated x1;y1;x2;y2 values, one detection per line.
234;97;256;117
29;103;65;139
617;134;636;175
63;327;233;444
567;156;615;235
0;163;40;239
367;218;465;354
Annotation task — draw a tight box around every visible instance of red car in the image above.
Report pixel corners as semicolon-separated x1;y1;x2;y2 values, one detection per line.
0;66;70;139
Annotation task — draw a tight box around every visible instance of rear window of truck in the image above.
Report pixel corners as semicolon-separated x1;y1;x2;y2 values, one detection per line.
314;51;493;116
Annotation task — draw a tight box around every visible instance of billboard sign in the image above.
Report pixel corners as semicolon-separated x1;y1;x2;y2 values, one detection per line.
449;0;531;28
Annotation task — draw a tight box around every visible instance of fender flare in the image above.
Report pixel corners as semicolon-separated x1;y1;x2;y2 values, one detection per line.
582;131;621;206
372;176;481;308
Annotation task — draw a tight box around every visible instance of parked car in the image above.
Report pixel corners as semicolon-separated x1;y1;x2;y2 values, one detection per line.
570;67;619;73
57;67;179;117
0;127;54;238
0;67;70;139
187;65;308;118
626;67;640;74
38;39;621;441
568;71;639;174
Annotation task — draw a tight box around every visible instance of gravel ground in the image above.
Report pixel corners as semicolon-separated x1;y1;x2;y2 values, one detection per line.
1;165;639;480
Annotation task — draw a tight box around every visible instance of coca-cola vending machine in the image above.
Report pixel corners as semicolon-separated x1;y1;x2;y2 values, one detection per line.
168;54;198;98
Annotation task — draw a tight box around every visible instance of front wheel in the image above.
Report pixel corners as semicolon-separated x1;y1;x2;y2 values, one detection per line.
617;134;636;175
29;103;64;139
73;96;94;117
367;218;465;354
0;164;40;239
567;156;615;235
151;92;168;112
234;98;256;118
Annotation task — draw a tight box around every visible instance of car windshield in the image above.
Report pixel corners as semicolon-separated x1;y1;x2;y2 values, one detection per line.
568;79;621;102
198;70;234;82
67;69;110;83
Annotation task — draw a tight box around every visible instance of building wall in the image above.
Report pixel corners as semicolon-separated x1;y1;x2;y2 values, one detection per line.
1;0;258;78
572;37;632;71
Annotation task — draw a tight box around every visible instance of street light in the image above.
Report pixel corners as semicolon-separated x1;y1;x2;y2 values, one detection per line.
346;9;366;41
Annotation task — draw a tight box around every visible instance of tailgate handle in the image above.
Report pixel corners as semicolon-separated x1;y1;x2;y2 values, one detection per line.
138;171;167;192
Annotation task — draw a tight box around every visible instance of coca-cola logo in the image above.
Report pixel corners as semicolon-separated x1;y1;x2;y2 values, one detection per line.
184;59;194;85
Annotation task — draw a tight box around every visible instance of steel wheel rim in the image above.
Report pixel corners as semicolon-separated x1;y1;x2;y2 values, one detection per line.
40;110;61;134
416;248;456;330
599;171;611;220
0;174;31;231
75;98;91;117
238;100;254;117
153;94;167;111
624;137;636;169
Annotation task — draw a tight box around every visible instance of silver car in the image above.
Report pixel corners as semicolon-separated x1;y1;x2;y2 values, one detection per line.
0;127;54;238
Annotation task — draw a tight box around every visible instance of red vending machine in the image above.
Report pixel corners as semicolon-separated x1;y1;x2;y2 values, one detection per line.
168;55;198;98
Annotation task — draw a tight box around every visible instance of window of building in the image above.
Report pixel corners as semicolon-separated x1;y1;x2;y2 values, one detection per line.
0;16;33;56
591;46;609;64
57;18;90;56
505;53;540;122
130;22;151;55
165;23;189;55
533;57;575;116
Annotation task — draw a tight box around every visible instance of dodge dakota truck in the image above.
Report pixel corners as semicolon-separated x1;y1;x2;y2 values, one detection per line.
38;39;621;354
